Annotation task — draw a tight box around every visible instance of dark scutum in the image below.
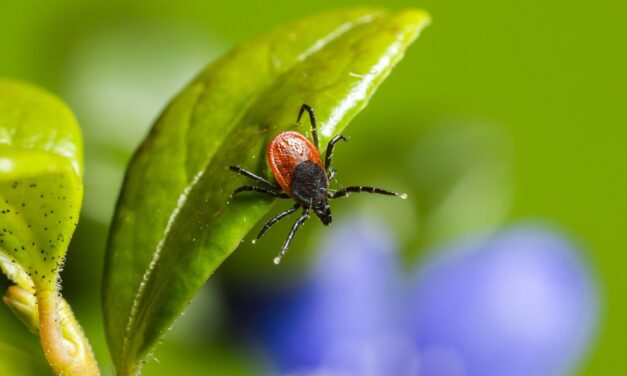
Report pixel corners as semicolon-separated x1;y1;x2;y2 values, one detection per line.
290;160;328;206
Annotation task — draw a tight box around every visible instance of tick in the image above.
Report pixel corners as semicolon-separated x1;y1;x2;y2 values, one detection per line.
230;104;406;264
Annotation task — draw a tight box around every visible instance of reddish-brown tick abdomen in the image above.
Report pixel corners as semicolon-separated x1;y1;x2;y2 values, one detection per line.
267;131;324;195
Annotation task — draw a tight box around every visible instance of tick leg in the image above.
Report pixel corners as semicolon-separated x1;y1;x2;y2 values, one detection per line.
330;186;407;199
324;134;347;172
254;204;300;243
297;104;318;149
328;167;337;181
229;165;279;188
232;185;290;199
274;207;310;265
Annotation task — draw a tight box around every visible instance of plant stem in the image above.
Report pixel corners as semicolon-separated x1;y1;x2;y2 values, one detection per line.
37;288;100;376
116;361;140;376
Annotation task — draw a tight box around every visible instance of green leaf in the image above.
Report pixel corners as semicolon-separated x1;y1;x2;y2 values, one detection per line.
0;79;98;375
3;284;40;333
103;8;430;374
0;79;99;376
0;77;83;295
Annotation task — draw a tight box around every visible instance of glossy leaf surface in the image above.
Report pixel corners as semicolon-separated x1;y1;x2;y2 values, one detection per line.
102;8;430;374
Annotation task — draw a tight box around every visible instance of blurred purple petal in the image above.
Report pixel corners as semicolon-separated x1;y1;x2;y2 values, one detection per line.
231;218;408;374
230;220;598;376
409;226;599;376
277;217;409;374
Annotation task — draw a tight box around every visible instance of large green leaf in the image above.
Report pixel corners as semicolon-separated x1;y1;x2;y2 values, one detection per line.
103;8;430;374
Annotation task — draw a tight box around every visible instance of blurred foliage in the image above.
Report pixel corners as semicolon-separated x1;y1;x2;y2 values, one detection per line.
0;342;50;376
0;0;625;375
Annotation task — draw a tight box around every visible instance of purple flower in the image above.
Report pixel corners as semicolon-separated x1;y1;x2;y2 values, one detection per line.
408;227;599;376
231;218;598;376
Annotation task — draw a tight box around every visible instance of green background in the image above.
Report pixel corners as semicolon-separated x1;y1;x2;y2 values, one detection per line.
1;0;625;375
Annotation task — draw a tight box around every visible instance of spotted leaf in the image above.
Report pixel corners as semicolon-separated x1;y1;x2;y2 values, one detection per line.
0;77;82;296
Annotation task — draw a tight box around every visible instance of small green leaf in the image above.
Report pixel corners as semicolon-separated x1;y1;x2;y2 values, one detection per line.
0;77;83;295
3;285;40;333
103;8;430;374
0;78;99;376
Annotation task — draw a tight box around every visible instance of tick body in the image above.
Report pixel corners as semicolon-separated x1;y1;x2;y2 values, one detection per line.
267;131;326;199
230;104;406;265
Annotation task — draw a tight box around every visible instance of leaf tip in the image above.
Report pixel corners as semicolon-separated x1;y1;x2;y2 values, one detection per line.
399;8;432;27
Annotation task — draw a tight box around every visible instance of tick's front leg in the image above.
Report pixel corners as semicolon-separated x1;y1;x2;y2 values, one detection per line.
231;185;289;199
229;165;279;189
